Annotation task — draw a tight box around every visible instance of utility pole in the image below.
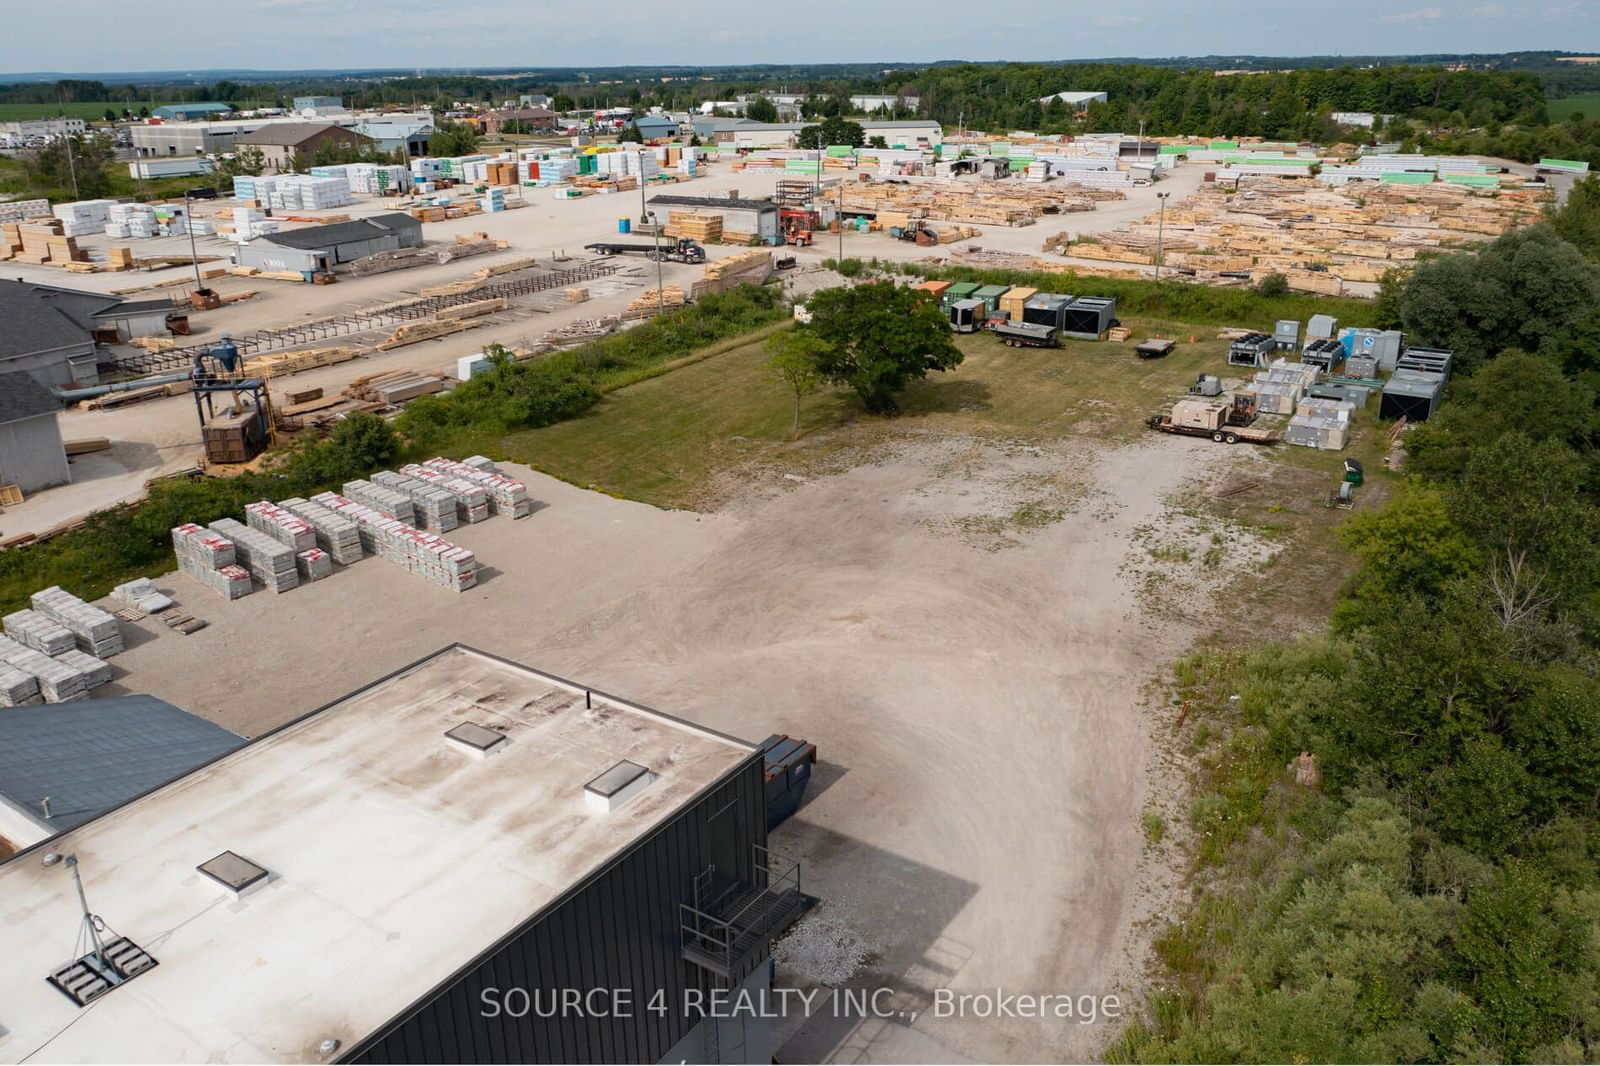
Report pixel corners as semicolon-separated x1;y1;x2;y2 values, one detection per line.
184;191;204;293
1154;191;1170;280
648;210;664;316
637;147;649;225
1138;119;1146;162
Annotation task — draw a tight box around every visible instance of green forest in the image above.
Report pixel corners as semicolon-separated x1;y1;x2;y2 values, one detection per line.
1111;183;1600;1064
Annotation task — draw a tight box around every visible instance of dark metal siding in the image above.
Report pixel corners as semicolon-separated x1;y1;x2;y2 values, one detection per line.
348;753;767;1065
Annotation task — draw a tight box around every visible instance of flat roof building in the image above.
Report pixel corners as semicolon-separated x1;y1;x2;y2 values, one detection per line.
0;646;800;1063
152;103;231;120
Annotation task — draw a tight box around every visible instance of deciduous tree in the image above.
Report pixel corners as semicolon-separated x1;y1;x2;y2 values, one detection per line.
802;282;962;413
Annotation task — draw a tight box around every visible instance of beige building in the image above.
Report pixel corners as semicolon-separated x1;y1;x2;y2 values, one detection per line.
234;122;369;171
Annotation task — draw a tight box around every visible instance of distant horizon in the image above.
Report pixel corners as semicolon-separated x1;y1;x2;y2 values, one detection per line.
0;0;1594;78
0;49;1594;83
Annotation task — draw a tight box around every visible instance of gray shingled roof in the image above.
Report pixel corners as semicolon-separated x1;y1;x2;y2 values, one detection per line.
234;122;367;147
0;371;61;424
260;212;420;251
0;279;120;360
0;695;244;835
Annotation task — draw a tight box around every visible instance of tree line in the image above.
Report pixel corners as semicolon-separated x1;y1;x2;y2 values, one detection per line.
1112;186;1600;1063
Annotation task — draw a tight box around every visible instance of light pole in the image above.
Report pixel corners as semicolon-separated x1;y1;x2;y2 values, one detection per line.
1154;191;1169;280
43;853;109;972
647;210;664;316
183;190;204;293
1137;118;1146;163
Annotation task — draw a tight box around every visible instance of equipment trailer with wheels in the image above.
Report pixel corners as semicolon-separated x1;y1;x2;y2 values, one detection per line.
583;238;707;263
990;320;1060;348
1147;397;1280;445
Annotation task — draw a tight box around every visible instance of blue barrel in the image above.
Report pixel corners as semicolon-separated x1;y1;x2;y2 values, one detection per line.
618;217;631;234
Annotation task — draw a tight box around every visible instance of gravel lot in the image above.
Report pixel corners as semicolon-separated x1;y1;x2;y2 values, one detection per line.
103;429;1233;1063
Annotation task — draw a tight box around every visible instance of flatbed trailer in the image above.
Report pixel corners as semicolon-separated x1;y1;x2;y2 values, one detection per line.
583;239;706;263
1145;413;1280;445
990;320;1060;348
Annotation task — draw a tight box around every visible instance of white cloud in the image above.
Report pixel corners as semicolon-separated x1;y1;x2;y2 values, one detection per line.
1382;6;1444;21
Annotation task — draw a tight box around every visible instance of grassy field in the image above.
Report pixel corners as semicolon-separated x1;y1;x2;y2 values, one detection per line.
0;102;190;122
455;318;1377;513
1549;91;1600;121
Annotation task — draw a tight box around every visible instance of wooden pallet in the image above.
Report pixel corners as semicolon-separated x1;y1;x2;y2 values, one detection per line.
162;610;207;634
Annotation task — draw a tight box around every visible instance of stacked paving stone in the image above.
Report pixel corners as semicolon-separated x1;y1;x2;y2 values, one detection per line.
112;578;173;614
2;609;77;656
0;635;87;702
371;470;458;531
173;523;254;600
462;455;497;472
210;519;299;594
311;493;478;592
55;649;112;690
30;586;124;657
341;479;416;525
245;501;317;553
277;497;364;564
424;457;534;518
0;664;41;705
297;548;333;582
402;464;489;523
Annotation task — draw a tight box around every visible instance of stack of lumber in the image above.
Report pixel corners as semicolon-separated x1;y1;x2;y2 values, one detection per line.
663;210;722;242
0;219;89;264
1067;174;1548;291
473;256;539;279
828;177;1124;228
694;249;773;298
346;369;447;404
419;277;484;298
376;318;480;350
564;287;589;303
242;346;362;378
434;297;507;322
624;285;686;318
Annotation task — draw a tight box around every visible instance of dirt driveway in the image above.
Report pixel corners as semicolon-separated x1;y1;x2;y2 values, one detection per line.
108;430;1240;1063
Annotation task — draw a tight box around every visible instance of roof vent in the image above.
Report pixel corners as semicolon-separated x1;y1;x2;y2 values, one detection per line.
445;722;509;759
197;850;270;897
584;760;656;813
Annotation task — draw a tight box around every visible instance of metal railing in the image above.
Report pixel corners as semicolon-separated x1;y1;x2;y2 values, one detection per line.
105;261;619;375
679;845;802;973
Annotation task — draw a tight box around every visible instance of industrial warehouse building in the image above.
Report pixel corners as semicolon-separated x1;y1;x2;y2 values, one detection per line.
235;212;423;274
234;122;370;172
354;117;435;157
151;103;231;121
0;370;69;493
131;113;365;158
0;695;244;851
692;117;943;148
648;193;781;241
0;646;802;1063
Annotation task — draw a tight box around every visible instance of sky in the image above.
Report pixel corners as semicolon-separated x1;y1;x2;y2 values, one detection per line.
0;0;1596;74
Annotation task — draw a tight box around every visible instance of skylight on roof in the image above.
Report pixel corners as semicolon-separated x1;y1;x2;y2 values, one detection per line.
444;722;508;758
197;851;269;895
584;760;656;813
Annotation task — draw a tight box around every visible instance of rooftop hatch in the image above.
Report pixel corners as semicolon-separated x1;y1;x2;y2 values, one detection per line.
197;850;269;895
444;722;508;758
584;760;655;813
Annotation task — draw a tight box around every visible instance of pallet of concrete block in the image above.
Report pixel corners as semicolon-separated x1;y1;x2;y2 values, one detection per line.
310;494;478;591
340;479;418;526
276;497;365;564
209;518;299;594
370;471;459;531
3;609;77;656
111;577;173;615
172;523;254;600
54;648;112;690
399;464;489;523
0;635;87;702
245;501;317;553
297;548;333;582
0;663;41;706
29;586;124;657
424;457;533;518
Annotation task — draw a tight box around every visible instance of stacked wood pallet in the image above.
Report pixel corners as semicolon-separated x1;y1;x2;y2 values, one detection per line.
1063;175;1548;291
624;285;686;318
663;211;722;242
828;177;1125;228
0;220;90;264
241;346;362;378
345;369;447;404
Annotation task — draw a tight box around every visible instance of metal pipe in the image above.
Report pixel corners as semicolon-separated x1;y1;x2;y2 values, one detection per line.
53;371;192;403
